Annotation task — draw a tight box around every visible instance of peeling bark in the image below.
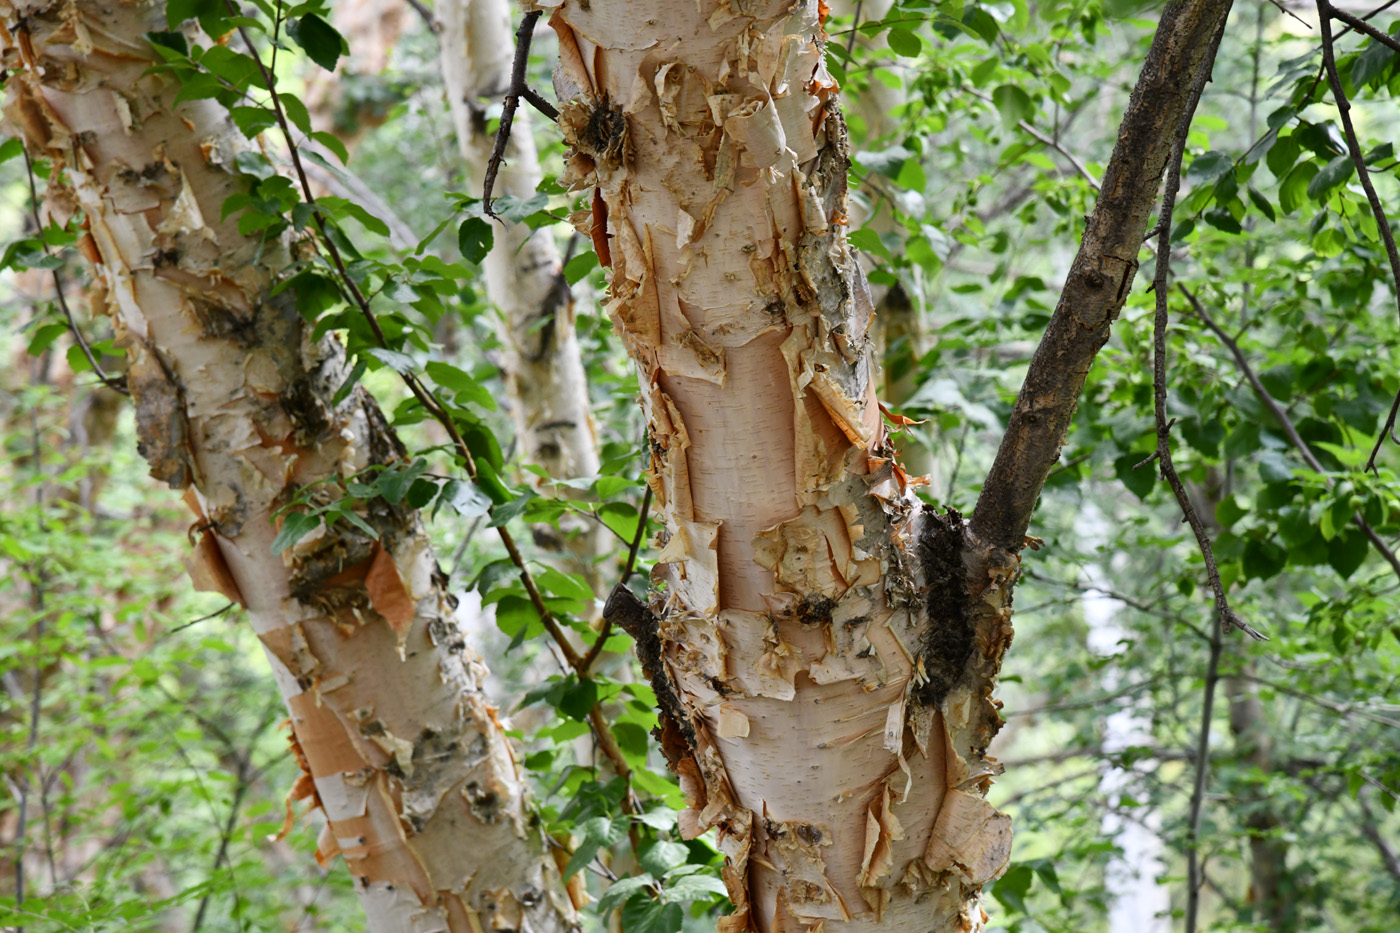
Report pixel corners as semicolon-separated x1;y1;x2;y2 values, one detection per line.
0;2;576;930
538;0;1234;930
537;1;1012;930
438;0;604;577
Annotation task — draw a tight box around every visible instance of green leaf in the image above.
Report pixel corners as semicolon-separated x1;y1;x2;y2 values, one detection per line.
1186;150;1233;180
424;360;497;411
992;84;1033;130
560;677;599;721
1215;495;1248;528
271;511;321;554
1247;186;1276;222
621;897;683;933
887;27;922;58
641;840;689;877
1114;453;1155;500
439;479;491;518
309;131;350;165
1307;155;1355;200
664;873;728;903
1242;537;1287;581
288;13;345;71
1279;161;1319;214
145;31;189;57
597;875;654;916
280;93;313;134
1328;528;1368;579
537;566;594;603
564;250;598;285
458;217;494;263
598;501;641;541
26;322;69;356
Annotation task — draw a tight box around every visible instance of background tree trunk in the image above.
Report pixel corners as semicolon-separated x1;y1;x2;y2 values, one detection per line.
439;0;605;587
1;2;575;930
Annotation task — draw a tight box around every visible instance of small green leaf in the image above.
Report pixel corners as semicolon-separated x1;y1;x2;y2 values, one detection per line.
1328;528;1368;579
146;31;189;57
887;27;922;58
1279;161;1319;214
271;511;321;554
288;13;345;71
560;677;599;721
1307;155;1355;200
640;841;689;877
439;479;491;518
564;251;598;285
992;83;1033;130
26;322;69;356
458;217;494;264
1247;185;1276;222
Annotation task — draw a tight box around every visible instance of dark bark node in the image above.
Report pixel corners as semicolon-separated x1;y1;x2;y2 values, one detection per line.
603;583;697;753
915;505;974;708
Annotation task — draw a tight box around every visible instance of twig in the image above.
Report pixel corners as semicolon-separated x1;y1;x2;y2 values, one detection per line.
1180;285;1400;582
403;0;437;32
483;10;545;218
1184;600;1225;933
1329;5;1400;53
191;755;252;931
1317;0;1400;474
19;147;128;396
1265;0;1311;28
964;87;1099;189
845;0;863;58
220;0;635;794
579;486;651;674
1357;791;1400;881
1146;19;1262;645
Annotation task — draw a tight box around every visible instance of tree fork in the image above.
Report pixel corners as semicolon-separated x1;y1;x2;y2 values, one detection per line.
539;0;1239;930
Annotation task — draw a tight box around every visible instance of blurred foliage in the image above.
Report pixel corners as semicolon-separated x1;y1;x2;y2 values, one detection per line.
2;0;1400;930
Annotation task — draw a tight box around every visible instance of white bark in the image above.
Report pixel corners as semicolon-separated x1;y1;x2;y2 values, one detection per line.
538;2;1016;930
1;2;576;930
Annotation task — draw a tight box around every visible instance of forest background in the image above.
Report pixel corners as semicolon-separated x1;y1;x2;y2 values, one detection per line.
1;0;1399;931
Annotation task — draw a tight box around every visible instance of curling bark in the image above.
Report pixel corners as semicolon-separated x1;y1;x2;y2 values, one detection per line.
1;2;576;930
540;0;1233;930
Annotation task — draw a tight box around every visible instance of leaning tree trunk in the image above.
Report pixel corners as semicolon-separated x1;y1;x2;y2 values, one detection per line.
0;2;575;931
438;0;605;583
541;0;1234;930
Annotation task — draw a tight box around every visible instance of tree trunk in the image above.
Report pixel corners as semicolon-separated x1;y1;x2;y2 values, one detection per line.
438;0;605;581
1;2;575;930
541;0;1233;929
541;3;1008;930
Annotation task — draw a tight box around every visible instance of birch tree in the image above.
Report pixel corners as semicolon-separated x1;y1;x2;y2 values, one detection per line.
537;0;1234;929
0;1;575;929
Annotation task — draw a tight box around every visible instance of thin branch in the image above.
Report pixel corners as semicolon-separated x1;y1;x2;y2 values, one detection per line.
1357;792;1400;882
970;0;1236;552
19;148;128;396
845;0;863;58
403;0;438;32
1317;0;1400;473
483;10;544;218
964;87;1099;189
1329;5;1400;53
579;485;651;674
1180;286;1400;582
1184;606;1225;933
1146;19;1263;643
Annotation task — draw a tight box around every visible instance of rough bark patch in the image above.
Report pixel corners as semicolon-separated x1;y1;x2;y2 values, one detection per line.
915;506;973;708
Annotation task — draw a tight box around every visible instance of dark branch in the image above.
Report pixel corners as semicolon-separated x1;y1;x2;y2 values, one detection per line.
970;0;1236;553
483;10;545;218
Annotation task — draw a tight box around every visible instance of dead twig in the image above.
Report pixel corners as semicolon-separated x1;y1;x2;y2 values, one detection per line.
482;10;557;218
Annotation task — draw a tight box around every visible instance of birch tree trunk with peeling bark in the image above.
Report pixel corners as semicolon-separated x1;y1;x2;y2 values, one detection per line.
438;0;605;582
538;0;1233;930
0;2;576;931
